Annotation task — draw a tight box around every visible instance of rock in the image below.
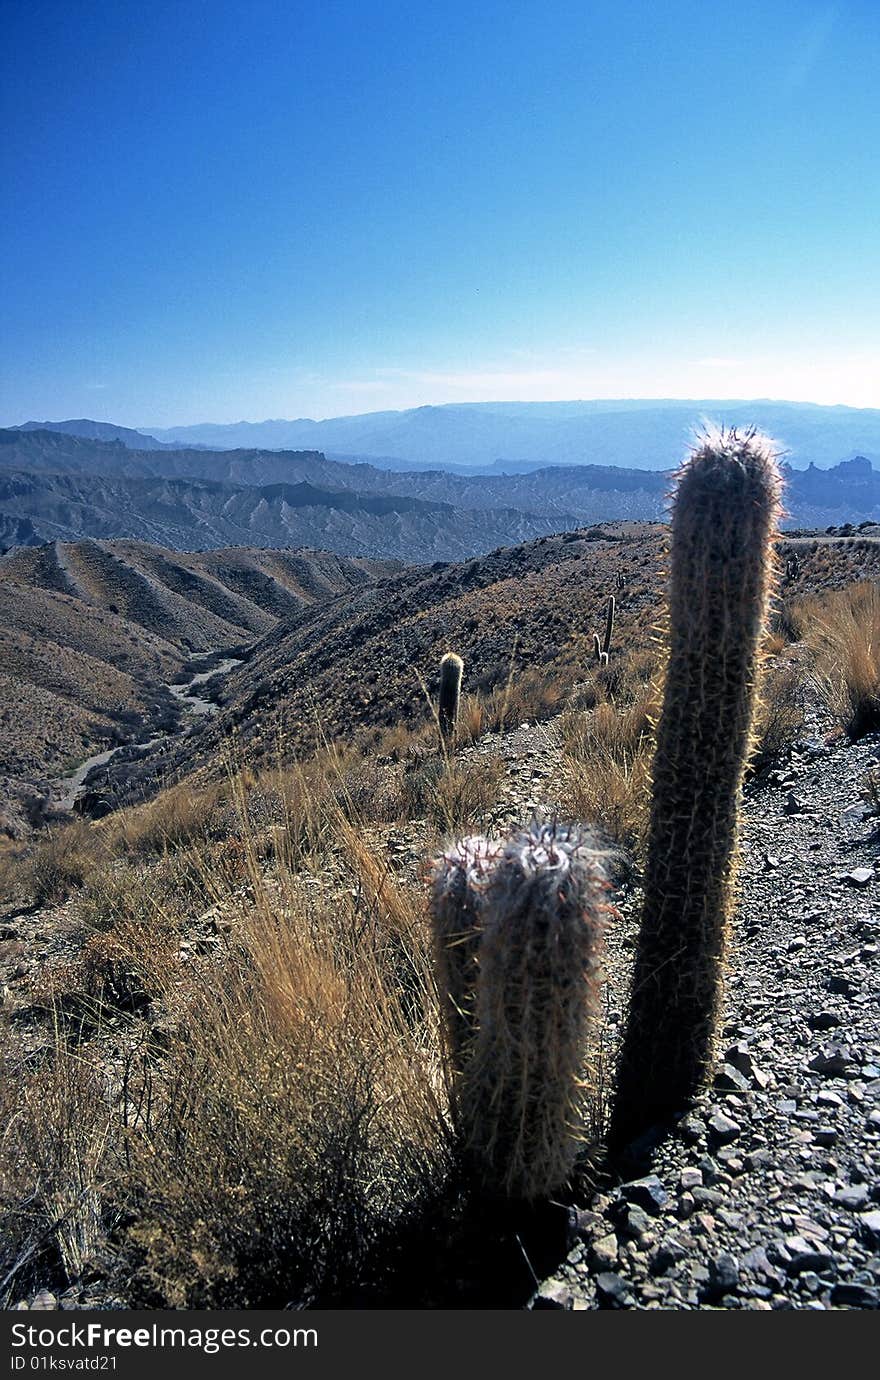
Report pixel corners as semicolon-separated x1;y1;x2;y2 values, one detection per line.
590;1233;619;1270
831;1282;880;1308
707;1253;741;1296
30;1290;57;1310
532;1278;574;1309
834;1185;870;1210
615;1203;653;1239
784;792;805;815
808;1010;841;1031
783;1237;835;1275
715;1063;751;1093
826;974;858;996
809;1046;854;1076
678;1114;703;1145
857;1210;880;1247
620;1175;669;1215
707;1110;742;1145
678;1167;703;1191
846;868;874;888
595;1273;633;1308
650;1238;687;1275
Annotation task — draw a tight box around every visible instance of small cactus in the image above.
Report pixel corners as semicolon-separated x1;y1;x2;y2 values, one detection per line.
438;652;463;743
610;427;782;1147
457;821;608;1199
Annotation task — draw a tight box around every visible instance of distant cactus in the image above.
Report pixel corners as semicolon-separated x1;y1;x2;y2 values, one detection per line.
429;836;501;1099
456;822;608;1199
610;428;782;1147
784;551;800;582
616;568;626;590
438;652;463;742
593;633;603;664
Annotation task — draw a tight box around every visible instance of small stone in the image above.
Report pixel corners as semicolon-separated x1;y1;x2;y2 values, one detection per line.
846;868;874;887
620;1175;669;1215
809;1046;853;1076
809;1011;841;1031
30;1290;57;1311
677;1191;696;1220
708;1253;740;1294
590;1233;619;1270
678;1167;703;1191
834;1185;870;1210
708;1110;742;1144
715;1063;751;1093
595;1273;632;1308
784;792;805;815
831;1282;880;1308
857;1210;880;1247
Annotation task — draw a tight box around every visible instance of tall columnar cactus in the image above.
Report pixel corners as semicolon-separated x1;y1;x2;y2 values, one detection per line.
438;652;464;743
456;822;608;1200
610;428;782;1147
602;594;615;658
429;836;502;1102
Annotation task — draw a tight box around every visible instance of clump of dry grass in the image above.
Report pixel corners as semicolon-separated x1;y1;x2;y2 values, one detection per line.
795;581;880;737
12;818;97;905
0;1044;112;1305
102;778;230;856
559;697;654;855
750;661;806;770
1;748;453;1309
115;819;449;1307
398;753;504;833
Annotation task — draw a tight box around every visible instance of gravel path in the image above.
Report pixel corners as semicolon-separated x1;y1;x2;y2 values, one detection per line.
532;722;880;1310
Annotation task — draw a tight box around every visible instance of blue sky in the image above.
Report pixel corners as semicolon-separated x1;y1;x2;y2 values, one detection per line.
2;0;878;426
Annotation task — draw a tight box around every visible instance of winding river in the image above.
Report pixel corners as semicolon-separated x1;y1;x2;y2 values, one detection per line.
56;656;241;810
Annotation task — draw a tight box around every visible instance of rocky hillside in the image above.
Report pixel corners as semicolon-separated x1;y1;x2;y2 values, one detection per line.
140;524;880;797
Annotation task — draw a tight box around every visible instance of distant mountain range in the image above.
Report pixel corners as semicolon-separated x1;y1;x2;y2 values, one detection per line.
0;425;878;560
131;398;880;471
12;418;182;451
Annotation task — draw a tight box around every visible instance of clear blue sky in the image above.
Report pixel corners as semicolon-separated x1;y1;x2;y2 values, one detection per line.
2;0;878;426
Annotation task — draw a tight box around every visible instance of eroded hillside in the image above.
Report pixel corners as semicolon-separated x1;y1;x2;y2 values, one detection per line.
0;540;395;832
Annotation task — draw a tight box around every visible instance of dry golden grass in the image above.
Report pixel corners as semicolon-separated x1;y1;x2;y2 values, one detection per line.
751;661;806;770
11;818;97;905
560;702;654;855
116;806;449;1306
0;1042;112;1303
1;748;453;1308
795;581;880;737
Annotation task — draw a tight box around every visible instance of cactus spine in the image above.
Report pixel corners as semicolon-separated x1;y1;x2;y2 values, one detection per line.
455;823;607;1199
610;428;782;1147
438;652;463;743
